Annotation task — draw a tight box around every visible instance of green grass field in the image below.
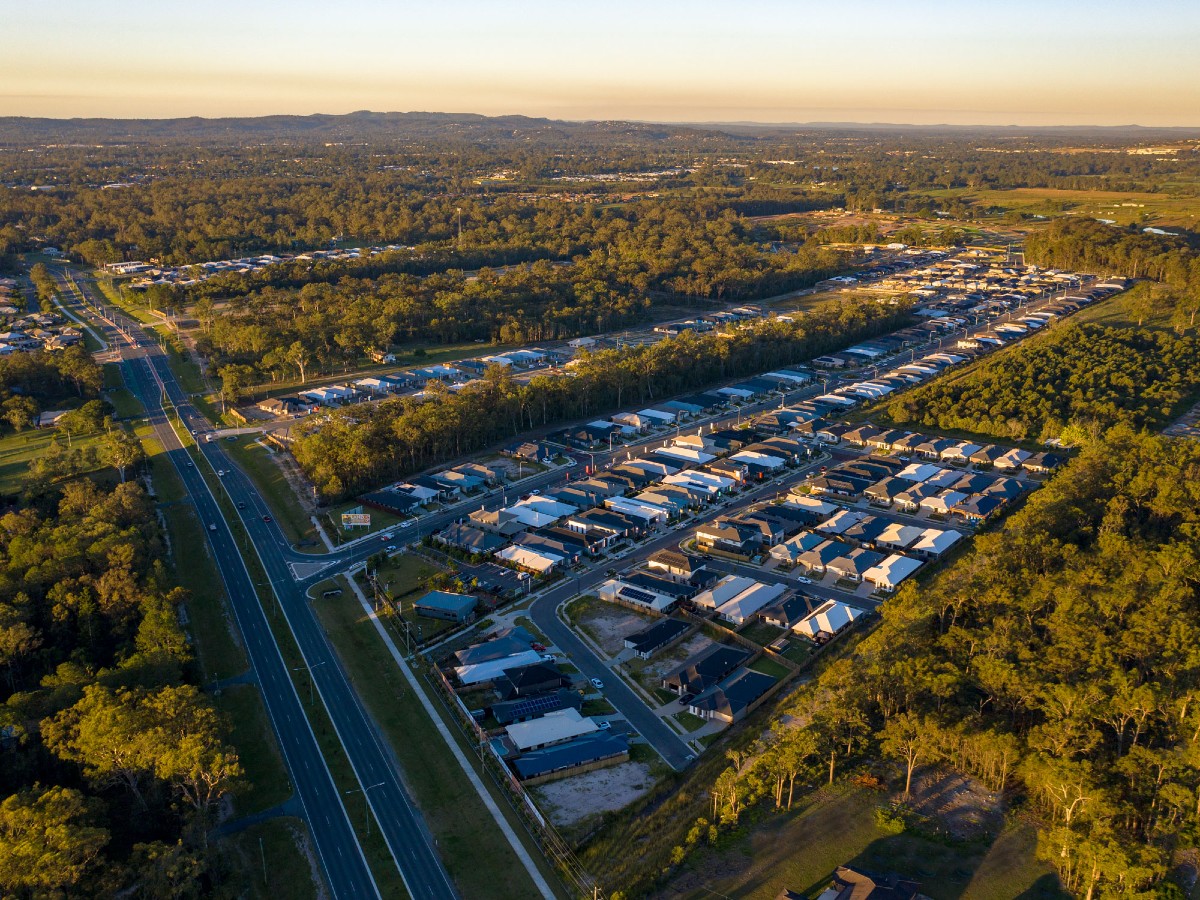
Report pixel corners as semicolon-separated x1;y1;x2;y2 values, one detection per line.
0;428;105;495
226;818;321;900
222;684;294;815
922;186;1200;230
670;784;1064;900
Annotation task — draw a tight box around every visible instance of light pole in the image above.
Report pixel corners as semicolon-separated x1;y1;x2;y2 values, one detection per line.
346;782;385;836
292;660;326;705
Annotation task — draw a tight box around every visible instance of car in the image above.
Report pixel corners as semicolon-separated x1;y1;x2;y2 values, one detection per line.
385;544;397;552
190;430;196;436
796;576;814;585
598;720;612;730
399;520;414;529
237;502;246;509
208;524;217;532
589;677;604;689
186;461;194;468
226;436;236;442
380;533;393;541
540;653;556;662
262;515;271;523
678;693;695;706
528;489;540;496
217;470;225;476
531;643;546;652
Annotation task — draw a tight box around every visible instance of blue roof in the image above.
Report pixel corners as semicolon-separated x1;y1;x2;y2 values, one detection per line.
512;731;629;779
415;591;476;614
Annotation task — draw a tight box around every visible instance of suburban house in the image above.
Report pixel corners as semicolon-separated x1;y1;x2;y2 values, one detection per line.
623;618;691;660
505;708;598;752
413;590;478;624
758;594;812;629
493;662;570;700
826;547;885;583
647;549;708;583
597;578;681;614
1024;451;1065;474
793;600;865;641
662;644;752;696
862;554;923;592
688;668;777;724
511;731;630;784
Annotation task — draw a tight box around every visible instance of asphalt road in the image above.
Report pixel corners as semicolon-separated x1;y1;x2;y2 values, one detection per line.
62;275;457;900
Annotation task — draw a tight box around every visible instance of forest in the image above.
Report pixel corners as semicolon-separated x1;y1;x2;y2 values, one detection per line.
0;479;243;898
290;298;908;500
587;428;1200;898
1026;219;1200;287
879;322;1200;441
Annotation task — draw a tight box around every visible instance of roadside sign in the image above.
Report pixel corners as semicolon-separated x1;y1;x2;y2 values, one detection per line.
341;512;371;528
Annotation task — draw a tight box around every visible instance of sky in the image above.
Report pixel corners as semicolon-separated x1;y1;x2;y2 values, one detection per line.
3;0;1199;126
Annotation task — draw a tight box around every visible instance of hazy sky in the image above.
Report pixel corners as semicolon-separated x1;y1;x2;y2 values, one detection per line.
3;0;1199;125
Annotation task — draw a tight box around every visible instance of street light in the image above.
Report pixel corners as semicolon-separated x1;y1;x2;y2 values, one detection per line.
292;660;327;705
346;782;386;836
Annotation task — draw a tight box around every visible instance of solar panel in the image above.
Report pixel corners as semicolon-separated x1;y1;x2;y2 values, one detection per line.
618;587;657;605
512;693;563;717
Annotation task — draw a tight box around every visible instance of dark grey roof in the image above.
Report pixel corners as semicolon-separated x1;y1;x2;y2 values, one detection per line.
512;731;629;780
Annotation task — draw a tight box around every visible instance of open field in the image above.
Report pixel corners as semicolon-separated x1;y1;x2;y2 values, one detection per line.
0;427;105;495
222;684;294;815
662;783;1064;900
923;186;1200;230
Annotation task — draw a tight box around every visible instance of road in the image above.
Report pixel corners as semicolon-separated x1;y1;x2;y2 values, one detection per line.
59;274;458;900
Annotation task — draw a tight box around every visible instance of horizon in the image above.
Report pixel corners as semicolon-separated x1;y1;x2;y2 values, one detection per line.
5;0;1200;127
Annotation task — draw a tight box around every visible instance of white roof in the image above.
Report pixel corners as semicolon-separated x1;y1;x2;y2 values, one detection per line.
663;470;735;491
794;600;864;638
495;545;563;573
994;448;1031;468
716;581;788;624
896;463;943;483
783;496;836;516
875;522;925;548
455;650;545;685
604;497;669;521
817;509;868;535
638;407;676;422
942;442;983;459
729;450;786;468
912;528;962;555
921;490;967;511
694;575;757;610
506;708;598;751
657;445;716;464
863;554;923;589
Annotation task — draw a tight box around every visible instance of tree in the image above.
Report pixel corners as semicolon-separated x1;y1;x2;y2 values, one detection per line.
0;786;109;896
880;712;928;798
103;429;145;482
2;396;38;432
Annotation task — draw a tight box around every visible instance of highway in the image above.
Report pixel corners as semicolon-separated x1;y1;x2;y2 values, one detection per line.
58;274;458;900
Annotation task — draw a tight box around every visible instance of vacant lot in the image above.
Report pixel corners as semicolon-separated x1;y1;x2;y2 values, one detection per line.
661;782;1063;900
578;602;655;657
533;760;658;828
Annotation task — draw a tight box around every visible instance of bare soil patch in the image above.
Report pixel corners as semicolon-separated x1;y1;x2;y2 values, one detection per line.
903;767;1003;841
532;761;656;827
578;604;655;657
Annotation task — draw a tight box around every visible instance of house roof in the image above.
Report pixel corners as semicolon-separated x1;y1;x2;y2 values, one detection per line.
689;668;777;719
511;731;629;780
414;590;476;616
663;644;751;694
625;618;691;655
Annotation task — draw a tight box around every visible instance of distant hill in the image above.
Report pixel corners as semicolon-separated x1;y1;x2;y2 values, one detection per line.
2;110;1197;147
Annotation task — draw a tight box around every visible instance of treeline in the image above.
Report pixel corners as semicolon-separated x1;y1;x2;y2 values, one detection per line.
0;346;104;434
0;480;242;897
196;210;850;379
597;429;1200;897
880;322;1200;441
291;300;910;500
1026;218;1200;286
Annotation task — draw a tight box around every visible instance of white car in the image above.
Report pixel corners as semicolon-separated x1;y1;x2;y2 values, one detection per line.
598;720;612;730
796;576;813;585
589;677;604;689
385;545;397;552
217;469;225;477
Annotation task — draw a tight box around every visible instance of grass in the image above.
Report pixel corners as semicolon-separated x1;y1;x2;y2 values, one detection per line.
371;552;440;603
313;585;556;900
672;711;707;733
581;699;616;716
224;435;318;545
748;656;792;680
222;684;294;815
921;185;1200;230
670;784;1064;900
226;818;322;900
781;640;816;666
326;498;409;542
739;620;786;647
0;427;105;495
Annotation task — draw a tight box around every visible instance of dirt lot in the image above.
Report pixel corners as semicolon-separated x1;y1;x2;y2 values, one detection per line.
578;603;656;657
626;633;715;694
905;767;1003;841
532;760;656;827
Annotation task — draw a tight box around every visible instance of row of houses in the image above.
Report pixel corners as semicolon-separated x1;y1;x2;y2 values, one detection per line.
0;311;82;356
441;626;630;783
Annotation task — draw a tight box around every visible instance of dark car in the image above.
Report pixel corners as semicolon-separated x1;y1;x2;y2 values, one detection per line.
262;515;272;523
